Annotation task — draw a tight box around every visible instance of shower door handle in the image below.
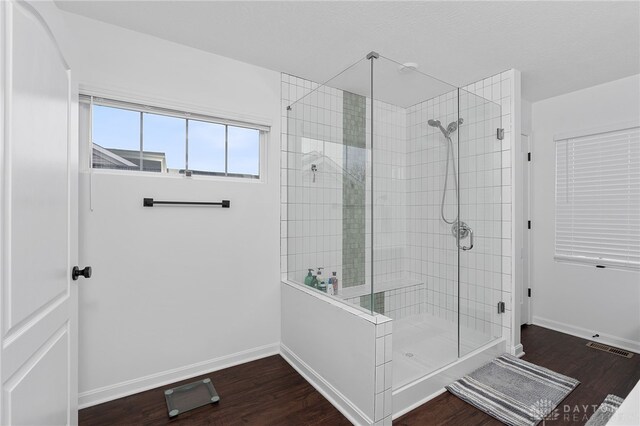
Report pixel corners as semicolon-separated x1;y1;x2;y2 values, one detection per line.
461;228;474;251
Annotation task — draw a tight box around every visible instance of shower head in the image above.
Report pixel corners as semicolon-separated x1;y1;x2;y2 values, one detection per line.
429;117;464;138
447;118;464;135
428;119;447;137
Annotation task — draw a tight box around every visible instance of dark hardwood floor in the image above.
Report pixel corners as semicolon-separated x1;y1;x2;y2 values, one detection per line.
80;325;640;425
79;355;351;426
396;325;640;425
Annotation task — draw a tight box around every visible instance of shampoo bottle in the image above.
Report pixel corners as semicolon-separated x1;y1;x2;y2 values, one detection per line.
331;272;338;295
304;269;314;286
316;267;324;292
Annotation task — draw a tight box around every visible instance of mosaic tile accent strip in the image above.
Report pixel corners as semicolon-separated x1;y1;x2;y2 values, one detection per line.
359;292;385;315
342;91;366;288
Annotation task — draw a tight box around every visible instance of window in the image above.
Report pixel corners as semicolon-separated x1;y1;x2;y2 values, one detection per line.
555;124;640;269
81;95;266;179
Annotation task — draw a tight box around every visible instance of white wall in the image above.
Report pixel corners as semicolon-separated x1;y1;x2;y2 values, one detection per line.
522;99;532;135
52;11;282;406
531;74;640;352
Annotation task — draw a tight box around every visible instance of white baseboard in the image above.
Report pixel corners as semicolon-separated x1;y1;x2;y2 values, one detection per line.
78;343;280;409
512;344;525;358
532;316;640;354
280;343;372;426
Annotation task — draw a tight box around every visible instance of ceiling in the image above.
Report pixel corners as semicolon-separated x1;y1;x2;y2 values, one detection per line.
55;1;640;102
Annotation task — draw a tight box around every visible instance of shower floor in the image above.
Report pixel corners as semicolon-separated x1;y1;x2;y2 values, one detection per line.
393;313;492;389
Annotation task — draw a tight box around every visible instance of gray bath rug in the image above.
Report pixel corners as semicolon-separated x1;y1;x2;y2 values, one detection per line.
585;394;624;426
446;354;580;426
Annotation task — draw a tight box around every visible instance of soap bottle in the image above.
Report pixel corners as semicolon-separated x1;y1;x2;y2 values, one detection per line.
331;272;338;295
310;273;319;289
316;267;325;291
304;269;314;287
326;277;334;295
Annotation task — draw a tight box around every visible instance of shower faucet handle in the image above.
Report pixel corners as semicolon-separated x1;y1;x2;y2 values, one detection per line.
461;228;474;251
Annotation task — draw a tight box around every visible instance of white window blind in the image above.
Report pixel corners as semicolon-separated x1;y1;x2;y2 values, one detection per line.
555;125;640;269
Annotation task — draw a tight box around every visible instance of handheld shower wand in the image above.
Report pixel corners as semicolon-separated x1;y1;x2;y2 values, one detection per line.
427;118;463;225
427;117;473;251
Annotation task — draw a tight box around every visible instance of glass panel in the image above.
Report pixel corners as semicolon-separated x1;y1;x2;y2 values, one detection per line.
227;126;260;177
91;105;140;171
285;58;373;314
142;112;186;172
188;120;225;174
457;89;502;357
369;56;461;388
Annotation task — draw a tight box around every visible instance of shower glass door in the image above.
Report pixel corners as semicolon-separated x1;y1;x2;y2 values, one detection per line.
457;88;503;357
370;56;462;388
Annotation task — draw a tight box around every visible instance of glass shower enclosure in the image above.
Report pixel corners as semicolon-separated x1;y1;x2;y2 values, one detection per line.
285;53;503;388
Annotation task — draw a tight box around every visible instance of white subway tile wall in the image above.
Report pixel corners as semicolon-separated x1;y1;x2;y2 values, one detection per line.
405;75;510;354
282;76;345;290
466;71;514;350
367;100;407;286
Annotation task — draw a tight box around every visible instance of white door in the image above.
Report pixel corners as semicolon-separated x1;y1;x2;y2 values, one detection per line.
520;134;532;325
1;1;79;425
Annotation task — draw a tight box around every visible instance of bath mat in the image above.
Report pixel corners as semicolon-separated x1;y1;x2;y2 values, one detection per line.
446;354;579;426
585;394;624;426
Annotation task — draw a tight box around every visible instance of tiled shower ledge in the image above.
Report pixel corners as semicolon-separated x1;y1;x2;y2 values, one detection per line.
282;280;392;324
339;278;423;299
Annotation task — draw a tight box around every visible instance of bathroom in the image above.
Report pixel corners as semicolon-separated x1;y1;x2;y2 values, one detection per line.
1;1;639;425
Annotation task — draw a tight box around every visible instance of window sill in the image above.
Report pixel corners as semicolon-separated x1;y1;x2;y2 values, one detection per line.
80;168;266;184
554;255;639;272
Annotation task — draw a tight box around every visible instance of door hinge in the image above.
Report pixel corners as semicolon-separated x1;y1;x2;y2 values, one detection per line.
527;220;531;229
498;301;505;314
527;152;531;161
528;288;531;297
497;128;504;140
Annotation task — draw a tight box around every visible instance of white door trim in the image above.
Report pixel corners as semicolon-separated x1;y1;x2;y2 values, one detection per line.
521;133;532;326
